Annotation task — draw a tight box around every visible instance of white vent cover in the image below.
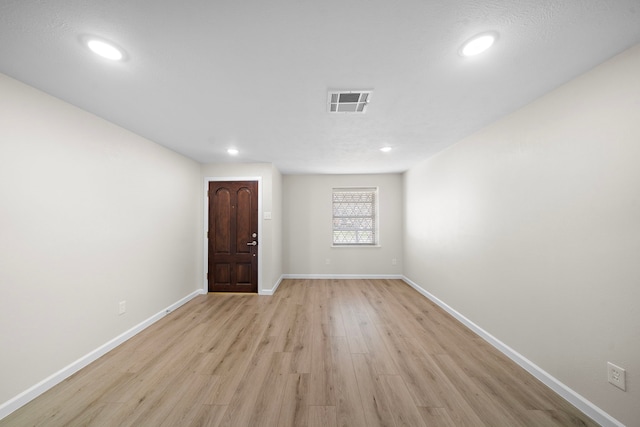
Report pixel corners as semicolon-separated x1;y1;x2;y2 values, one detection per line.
328;90;372;113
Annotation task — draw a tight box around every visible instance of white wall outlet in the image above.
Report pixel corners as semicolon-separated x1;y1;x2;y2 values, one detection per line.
118;300;126;315
607;362;626;391
325;258;331;265
392;258;397;265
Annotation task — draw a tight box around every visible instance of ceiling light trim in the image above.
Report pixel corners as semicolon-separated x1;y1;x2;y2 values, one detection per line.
80;35;128;62
459;32;498;57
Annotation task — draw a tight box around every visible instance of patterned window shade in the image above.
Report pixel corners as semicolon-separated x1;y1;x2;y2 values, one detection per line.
332;188;378;245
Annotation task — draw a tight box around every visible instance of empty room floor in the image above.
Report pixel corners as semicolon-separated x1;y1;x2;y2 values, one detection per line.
1;279;598;426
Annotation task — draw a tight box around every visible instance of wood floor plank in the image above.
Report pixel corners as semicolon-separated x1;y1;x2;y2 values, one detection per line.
198;302;259;364
372;320;444;407
309;321;336;406
338;281;369;354
380;374;427;427
86;402;126;427
330;336;368;427
470;374;561;423
351;353;396;427
433;353;526;427
248;353;292;427
530;409;602;427
282;303;312;373
308;406;337;427
125;371;207;427
327;297;347;337
370;280;448;355
409;355;487;427
307;280;335;406
205;299;277;404
158;374;222;427
352;302;398;375
114;350;212;427
0;279;599;427
188;404;228;427
416;406;457;427
272;300;299;352
340;301;369;354
216;336;279;425
312;280;332;326
12;351;140;427
277;373;310;427
107;341;204;414
264;298;292;341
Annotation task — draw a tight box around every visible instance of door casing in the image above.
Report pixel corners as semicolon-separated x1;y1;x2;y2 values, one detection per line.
203;177;262;294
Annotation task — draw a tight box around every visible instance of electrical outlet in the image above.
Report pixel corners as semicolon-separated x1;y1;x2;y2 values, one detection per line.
118;300;126;315
392;258;397;265
325;258;331;265
607;362;626;391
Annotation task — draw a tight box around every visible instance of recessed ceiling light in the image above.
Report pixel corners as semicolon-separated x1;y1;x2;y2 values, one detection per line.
227;148;239;156
380;147;392;153
460;32;497;57
86;39;124;61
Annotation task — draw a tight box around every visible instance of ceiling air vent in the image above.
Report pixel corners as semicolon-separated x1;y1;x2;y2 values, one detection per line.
328;90;372;113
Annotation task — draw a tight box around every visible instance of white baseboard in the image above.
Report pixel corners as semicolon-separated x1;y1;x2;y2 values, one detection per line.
257;274;403;295
259;275;284;295
258;274;402;295
282;274;403;280
0;289;204;421
401;276;624;427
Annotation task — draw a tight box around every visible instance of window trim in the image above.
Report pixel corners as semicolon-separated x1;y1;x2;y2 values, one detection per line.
331;187;379;247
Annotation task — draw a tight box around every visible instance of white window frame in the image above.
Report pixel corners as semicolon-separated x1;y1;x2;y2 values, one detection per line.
331;187;379;247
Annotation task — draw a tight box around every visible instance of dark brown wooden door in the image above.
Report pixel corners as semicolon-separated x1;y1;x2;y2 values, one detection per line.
208;181;258;293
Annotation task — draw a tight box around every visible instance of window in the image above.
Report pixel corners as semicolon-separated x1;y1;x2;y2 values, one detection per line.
332;187;378;245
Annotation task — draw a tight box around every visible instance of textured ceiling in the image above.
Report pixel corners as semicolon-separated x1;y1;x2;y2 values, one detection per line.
1;0;639;174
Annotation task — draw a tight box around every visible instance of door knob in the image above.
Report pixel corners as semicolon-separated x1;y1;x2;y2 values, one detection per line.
246;241;257;246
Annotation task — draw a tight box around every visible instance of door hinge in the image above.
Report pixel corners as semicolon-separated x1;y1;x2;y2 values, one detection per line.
207;231;209;238
207;273;209;280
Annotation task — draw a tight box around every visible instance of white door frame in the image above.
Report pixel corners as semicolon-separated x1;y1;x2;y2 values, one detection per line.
203;176;263;294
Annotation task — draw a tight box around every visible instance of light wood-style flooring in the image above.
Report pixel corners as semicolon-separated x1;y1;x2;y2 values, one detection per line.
1;279;598;426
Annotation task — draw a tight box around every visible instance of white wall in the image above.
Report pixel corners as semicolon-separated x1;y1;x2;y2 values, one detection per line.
404;44;640;426
200;162;283;292
271;164;284;285
0;74;202;406
283;174;403;276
